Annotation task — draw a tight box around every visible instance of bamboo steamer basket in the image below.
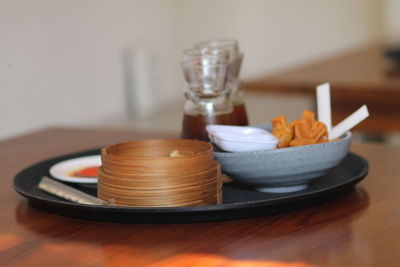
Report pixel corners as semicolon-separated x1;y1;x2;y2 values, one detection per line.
98;139;222;207
101;139;214;176
98;162;220;187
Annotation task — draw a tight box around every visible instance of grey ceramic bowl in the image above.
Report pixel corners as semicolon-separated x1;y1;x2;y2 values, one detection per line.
213;124;352;193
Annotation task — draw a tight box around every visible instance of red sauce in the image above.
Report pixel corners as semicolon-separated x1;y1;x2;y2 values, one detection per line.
71;166;99;178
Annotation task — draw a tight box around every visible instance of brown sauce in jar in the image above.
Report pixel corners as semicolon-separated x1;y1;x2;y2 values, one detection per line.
233;103;249;126
181;112;238;141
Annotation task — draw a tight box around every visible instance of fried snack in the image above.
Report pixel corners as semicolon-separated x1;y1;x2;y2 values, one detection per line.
290;138;317;147
272;110;329;148
302;110;328;142
290;120;316;147
272;115;294;148
290;120;328;146
301;110;316;126
311;121;328;143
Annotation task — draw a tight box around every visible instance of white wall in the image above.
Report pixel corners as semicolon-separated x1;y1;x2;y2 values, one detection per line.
182;0;382;78
0;0;384;140
382;0;400;43
0;0;183;139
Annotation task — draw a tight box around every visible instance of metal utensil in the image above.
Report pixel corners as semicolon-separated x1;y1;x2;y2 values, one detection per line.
39;176;109;205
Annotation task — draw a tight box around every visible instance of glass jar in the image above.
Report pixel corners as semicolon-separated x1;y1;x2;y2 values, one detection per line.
180;48;237;141
231;82;249;126
195;39;249;126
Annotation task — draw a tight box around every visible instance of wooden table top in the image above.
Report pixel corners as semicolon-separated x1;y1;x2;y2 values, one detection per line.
247;44;400;92
1;128;399;266
245;45;400;134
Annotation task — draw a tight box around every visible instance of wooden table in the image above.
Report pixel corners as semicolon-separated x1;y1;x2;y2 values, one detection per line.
1;128;399;266
246;45;400;135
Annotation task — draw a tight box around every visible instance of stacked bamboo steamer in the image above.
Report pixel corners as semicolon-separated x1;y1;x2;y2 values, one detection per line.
98;139;222;207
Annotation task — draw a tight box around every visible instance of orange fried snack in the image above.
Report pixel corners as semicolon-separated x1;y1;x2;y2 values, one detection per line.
271;115;294;148
272;110;329;148
301;110;316;126
290;120;317;147
290;121;328;146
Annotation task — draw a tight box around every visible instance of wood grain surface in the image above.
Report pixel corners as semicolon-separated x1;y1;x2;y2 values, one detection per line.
1;128;399;266
245;45;400;134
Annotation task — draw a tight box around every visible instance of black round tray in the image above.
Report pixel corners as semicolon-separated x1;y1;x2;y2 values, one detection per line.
14;149;368;223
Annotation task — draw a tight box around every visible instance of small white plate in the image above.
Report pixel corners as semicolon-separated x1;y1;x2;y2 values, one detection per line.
206;125;278;152
49;155;101;184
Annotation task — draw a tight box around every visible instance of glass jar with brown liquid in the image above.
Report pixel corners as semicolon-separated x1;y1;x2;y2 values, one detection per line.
180;48;238;141
195;39;249;126
231;86;249;126
181;93;237;141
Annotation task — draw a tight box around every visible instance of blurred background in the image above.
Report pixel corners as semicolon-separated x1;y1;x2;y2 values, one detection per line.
1;0;399;142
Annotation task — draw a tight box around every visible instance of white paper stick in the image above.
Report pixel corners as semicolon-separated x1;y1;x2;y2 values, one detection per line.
317;83;332;135
330;105;369;140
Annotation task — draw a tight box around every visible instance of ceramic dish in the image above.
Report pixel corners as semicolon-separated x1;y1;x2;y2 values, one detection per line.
49;155;101;184
213;124;352;193
206;125;278;152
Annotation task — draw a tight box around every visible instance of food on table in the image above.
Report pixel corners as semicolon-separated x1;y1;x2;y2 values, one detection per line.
71;166;99;178
169;150;183;157
98;139;222;207
271;115;294;148
272;110;329;148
